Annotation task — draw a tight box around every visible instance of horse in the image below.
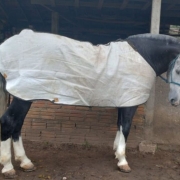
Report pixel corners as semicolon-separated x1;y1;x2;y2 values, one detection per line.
0;29;180;179
167;54;180;106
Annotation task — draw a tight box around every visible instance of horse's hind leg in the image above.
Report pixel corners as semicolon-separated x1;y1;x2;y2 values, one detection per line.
13;136;36;172
114;106;138;173
1;97;34;178
0;138;15;178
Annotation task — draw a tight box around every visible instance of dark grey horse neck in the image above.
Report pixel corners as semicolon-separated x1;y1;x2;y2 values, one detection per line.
126;34;180;76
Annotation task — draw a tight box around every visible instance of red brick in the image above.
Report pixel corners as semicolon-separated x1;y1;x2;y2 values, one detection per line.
76;125;90;129
55;117;69;121
26;115;38;120
73;128;90;135
29;106;42;110
55;136;71;143
55;133;71;139
70;117;84;121
31;103;47;108
91;107;106;111
86;111;100;115
39;115;55;120
59;128;75;134
85;114;99;119
69;112;85;117
105;108;117;113
31;126;46;130
41;108;56;113
62;125;76;130
47;105;61;109
62;105;76;110
75;106;91;111
84;117;98;123
55;111;70;117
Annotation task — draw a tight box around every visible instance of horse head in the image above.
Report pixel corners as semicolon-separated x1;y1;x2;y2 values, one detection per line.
168;55;180;106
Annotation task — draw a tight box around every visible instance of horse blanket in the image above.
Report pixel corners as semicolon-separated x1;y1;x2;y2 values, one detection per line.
0;29;156;107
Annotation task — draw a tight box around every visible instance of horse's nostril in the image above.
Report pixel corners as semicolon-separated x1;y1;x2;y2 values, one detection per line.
171;99;175;104
170;98;179;106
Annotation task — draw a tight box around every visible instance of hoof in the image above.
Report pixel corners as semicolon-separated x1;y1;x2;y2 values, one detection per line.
3;169;17;179
118;164;131;173
21;162;36;172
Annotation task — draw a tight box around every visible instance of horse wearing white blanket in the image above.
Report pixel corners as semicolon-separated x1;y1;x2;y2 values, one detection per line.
0;29;180;178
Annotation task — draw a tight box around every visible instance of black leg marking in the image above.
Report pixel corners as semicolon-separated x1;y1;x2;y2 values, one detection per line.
117;106;138;141
1;97;32;141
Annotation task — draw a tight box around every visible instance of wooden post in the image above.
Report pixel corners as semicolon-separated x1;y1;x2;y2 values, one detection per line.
51;12;59;34
150;0;162;34
145;0;162;141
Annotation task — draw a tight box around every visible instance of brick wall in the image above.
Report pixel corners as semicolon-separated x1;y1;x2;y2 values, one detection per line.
22;101;144;148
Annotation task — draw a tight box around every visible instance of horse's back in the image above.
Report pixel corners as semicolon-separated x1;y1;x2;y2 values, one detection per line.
0;30;156;107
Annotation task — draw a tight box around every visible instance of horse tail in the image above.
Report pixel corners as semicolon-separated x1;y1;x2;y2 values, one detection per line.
0;74;8;118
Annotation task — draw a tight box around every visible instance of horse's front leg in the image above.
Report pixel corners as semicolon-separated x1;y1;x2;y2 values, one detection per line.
113;106;138;173
0;97;34;178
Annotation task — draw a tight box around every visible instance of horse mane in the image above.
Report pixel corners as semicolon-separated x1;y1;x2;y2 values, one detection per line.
127;33;180;44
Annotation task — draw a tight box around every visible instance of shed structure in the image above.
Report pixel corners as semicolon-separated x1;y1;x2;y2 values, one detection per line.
0;0;180;148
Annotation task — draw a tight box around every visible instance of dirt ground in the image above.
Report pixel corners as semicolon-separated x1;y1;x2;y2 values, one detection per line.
1;141;180;180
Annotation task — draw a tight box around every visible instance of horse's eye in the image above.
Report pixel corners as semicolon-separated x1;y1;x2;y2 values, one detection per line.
176;69;180;75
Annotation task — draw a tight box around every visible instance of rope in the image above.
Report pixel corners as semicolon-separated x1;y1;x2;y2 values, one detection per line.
159;75;168;83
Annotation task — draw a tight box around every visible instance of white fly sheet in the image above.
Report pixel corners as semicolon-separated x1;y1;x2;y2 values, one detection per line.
0;29;156;107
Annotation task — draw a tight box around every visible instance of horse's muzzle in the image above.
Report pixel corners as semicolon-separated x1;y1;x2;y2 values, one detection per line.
170;99;179;106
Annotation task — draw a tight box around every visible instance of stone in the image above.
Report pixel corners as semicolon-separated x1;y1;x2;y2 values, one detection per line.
139;140;157;154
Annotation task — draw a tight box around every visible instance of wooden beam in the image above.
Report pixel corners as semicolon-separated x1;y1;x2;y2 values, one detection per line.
0;21;4;29
40;4;54;12
0;1;13;25
31;0;51;5
40;4;77;26
146;0;162;143
8;21;148;37
161;11;180;18
76;17;147;25
74;0;79;8
120;0;129;10
58;27;147;36
16;0;29;23
48;26;148;35
51;12;59;33
98;0;104;10
31;0;154;9
150;0;162;34
34;5;44;23
142;1;151;10
166;3;177;10
161;17;180;25
31;0;180;8
0;3;8;19
50;0;56;7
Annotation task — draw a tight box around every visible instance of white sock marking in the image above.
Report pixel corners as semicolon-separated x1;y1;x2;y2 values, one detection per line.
0;138;14;173
113;131;120;151
114;126;128;166
13;136;32;167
